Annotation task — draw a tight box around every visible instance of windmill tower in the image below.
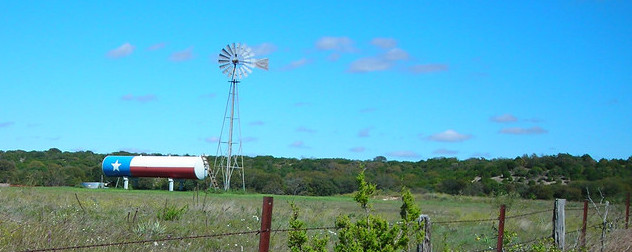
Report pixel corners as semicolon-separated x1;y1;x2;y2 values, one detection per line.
211;43;268;191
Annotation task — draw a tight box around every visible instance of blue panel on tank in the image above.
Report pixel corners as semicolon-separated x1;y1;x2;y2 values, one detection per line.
102;156;134;177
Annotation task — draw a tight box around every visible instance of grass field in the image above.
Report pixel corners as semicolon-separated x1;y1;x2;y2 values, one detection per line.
0;187;627;251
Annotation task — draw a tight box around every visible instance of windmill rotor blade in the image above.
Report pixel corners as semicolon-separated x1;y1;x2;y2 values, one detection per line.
219;63;231;69
231;43;236;57
243;66;253;76
236;43;242;55
225;44;233;56
222;66;233;76
219;53;230;60
218;59;230;64
255;58;269;70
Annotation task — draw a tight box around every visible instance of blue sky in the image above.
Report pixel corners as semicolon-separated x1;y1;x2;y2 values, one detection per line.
1;1;630;161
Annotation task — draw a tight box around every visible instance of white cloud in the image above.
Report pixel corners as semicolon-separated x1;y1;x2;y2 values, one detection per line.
348;57;392;73
241;137;257;143
199;93;216;99
491;114;518;123
282;58;311;70
290;141;309;148
316;36;354;52
350;147;365;153
371;38;397;49
409;64;449;74
358;127;372;137
359;108;377;113
427;129;472;142
250;121;265;126
121;94;156;103
387;151;420;159
500;126;548;135
384;48;409;61
251;43;277;56
170;47;193;61
107;43;135;58
348;48;409;73
297;126;316;133
148;43;166;51
433;148;459;155
204;136;220;143
0;121;14;128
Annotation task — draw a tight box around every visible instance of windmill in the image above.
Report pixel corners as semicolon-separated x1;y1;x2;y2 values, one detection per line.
211;43;268;191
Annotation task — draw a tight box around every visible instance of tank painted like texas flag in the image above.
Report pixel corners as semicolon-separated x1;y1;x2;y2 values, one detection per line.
102;156;207;180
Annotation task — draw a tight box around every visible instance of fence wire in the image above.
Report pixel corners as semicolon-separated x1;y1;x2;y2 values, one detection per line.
21;226;338;252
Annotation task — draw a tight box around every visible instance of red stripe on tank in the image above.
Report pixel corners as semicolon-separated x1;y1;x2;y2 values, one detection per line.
129;166;197;179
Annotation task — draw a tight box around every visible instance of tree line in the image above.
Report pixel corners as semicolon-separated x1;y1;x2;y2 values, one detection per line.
0;149;630;200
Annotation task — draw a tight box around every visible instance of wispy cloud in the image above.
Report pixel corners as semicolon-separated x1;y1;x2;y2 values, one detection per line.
383;48;409;61
241;137;257;143
350;147;365;153
348;47;409;73
250;121;265;126
427;129;472;142
170;47;193;62
204;136;220;143
121;94;157;103
387;151;420;159
491;114;518;123
433;148;459;155
371;38;397;49
199;93;216;99
0;121;15;128
409;64;449;74
358;127;372;137
500;126;548;135
297;126;316;133
107;43;135;58
290;141;309;148
148;42;166;51
282;58;311;70
315;36;355;52
348;57;393;73
252;43;277;56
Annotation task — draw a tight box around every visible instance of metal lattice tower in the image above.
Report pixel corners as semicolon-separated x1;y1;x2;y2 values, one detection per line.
211;43;268;191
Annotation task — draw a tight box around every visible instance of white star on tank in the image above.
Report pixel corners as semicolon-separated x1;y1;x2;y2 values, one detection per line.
112;160;121;172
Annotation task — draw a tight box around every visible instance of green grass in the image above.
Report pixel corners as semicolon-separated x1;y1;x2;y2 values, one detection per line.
0;187;625;251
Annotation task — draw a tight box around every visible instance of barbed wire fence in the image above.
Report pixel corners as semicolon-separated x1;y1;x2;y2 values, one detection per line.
20;193;630;252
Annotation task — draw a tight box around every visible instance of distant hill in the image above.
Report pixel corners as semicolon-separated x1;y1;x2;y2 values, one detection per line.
1;149;630;200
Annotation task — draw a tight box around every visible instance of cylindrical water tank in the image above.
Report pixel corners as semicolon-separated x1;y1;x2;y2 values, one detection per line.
102;156;207;180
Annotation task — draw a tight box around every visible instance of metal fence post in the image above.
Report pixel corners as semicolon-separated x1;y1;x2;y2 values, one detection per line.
553;198;566;250
497;204;506;252
417;214;431;252
258;196;274;252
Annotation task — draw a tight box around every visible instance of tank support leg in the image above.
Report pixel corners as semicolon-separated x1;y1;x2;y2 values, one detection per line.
123;177;129;190
168;178;174;191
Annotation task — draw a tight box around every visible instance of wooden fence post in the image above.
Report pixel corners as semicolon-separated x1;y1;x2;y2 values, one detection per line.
553;198;566;250
417;214;431;252
581;200;588;248
626;192;630;229
258;196;274;252
497;204;506;252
